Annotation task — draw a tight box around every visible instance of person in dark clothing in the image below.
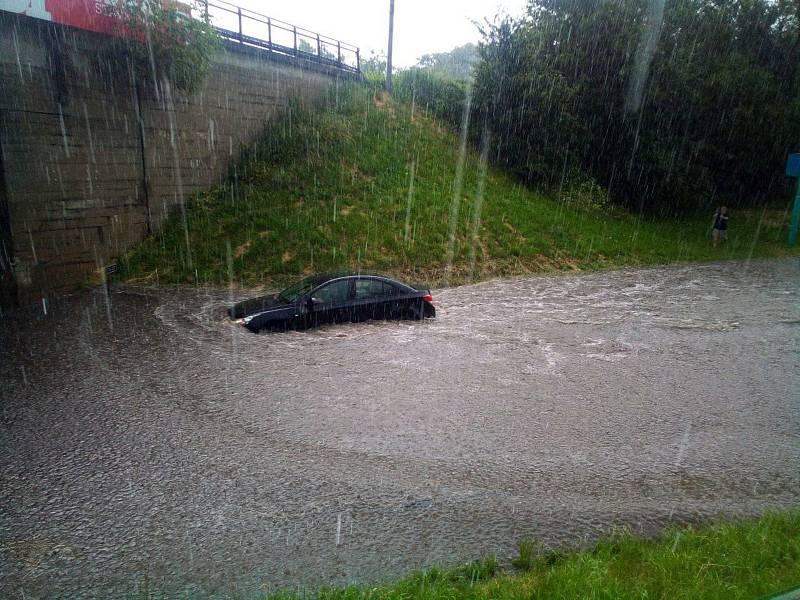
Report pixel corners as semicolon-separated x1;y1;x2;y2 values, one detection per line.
712;206;728;247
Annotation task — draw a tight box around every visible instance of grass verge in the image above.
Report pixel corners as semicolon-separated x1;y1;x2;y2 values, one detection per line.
265;511;800;600
119;84;799;289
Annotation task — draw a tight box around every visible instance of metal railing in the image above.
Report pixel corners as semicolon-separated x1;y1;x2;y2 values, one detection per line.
202;0;360;74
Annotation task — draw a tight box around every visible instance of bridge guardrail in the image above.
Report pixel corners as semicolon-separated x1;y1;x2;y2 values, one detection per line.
201;0;361;74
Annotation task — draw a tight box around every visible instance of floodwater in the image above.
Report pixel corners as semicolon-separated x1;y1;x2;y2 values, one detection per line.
1;259;798;598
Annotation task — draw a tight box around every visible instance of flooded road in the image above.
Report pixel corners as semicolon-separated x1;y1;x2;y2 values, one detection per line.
1;259;799;598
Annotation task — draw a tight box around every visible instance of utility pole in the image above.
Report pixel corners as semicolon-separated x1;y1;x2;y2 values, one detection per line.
386;0;394;94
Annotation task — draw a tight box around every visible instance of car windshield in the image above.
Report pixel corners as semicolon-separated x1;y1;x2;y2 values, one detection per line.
277;276;320;303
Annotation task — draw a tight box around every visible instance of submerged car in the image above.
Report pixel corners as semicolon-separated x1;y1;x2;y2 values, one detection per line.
229;272;435;332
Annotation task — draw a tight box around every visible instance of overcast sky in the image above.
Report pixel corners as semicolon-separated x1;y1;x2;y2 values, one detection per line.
234;0;529;67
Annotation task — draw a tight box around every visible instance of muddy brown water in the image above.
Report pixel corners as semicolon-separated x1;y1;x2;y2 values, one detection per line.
1;259;798;598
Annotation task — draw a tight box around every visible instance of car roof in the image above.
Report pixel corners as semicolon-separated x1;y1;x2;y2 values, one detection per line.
307;271;414;289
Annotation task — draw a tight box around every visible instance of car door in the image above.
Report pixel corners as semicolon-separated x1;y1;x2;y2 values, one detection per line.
354;278;396;321
373;280;399;319
308;278;353;325
354;278;377;320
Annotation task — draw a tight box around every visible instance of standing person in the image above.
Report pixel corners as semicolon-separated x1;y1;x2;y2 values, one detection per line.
712;206;728;247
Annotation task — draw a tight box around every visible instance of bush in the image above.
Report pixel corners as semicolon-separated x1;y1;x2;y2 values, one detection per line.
394;68;469;132
559;171;611;211
101;0;221;94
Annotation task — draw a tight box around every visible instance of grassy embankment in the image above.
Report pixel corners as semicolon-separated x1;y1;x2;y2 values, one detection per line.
261;512;800;600
120;85;798;288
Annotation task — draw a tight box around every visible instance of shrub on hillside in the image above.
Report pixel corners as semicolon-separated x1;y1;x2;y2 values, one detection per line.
560;171;611;211
394;68;469;132
101;0;221;94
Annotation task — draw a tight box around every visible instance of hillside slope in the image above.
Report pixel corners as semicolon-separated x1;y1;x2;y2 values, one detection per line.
120;85;796;288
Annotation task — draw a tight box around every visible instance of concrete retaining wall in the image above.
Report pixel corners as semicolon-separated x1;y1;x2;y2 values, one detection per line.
0;12;347;299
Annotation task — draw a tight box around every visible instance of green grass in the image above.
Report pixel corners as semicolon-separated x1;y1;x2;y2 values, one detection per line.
119;84;798;289
263;511;800;600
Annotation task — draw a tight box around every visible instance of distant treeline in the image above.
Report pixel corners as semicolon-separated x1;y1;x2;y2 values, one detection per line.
397;0;800;215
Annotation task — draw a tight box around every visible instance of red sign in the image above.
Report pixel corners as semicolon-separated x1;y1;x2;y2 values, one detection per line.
1;1;121;34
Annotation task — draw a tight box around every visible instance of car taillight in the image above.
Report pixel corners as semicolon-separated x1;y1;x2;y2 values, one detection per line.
422;294;433;302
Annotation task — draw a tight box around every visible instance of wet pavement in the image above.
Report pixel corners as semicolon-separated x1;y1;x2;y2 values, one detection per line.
1;258;799;598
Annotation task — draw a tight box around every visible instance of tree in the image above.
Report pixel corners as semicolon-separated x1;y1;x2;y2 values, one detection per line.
473;0;800;214
417;43;479;81
298;38;314;54
102;0;221;94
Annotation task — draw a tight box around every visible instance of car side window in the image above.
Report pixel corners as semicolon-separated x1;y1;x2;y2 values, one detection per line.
377;282;398;296
383;283;400;296
314;280;351;304
355;279;394;299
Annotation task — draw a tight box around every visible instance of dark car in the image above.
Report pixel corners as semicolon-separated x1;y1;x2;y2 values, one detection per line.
229;272;435;332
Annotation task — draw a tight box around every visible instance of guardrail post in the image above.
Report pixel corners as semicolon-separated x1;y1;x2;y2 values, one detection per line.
267;17;271;49
203;0;209;24
337;41;341;64
316;33;321;57
237;6;242;42
293;26;297;54
356;48;360;72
